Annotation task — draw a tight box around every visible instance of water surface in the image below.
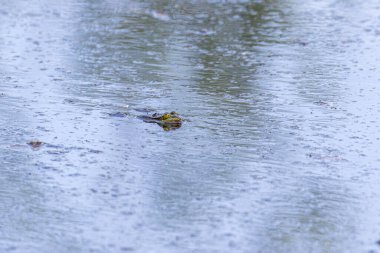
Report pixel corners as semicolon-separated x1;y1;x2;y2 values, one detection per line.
1;0;380;252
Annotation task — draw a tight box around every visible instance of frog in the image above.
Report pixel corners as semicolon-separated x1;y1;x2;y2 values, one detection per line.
138;111;182;131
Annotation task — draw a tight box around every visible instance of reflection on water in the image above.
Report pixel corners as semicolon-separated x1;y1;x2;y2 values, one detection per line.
1;0;380;252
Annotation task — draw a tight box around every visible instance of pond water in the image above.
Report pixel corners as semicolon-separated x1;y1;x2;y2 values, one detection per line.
1;0;380;252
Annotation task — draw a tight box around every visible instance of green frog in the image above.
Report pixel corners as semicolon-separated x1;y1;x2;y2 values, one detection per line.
139;111;182;131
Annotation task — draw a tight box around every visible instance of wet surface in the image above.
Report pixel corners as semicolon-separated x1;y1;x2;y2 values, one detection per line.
1;0;380;252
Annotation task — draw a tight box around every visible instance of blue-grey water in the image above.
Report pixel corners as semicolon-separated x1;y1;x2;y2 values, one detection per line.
1;0;380;252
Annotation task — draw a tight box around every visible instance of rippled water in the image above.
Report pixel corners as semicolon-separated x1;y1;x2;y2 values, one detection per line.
1;0;380;252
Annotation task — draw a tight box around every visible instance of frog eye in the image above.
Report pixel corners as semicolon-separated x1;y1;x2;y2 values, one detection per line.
170;111;177;115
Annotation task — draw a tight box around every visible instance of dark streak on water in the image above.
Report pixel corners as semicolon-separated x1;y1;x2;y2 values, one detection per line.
1;0;380;252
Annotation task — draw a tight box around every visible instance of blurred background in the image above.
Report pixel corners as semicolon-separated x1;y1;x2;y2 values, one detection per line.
0;0;380;252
